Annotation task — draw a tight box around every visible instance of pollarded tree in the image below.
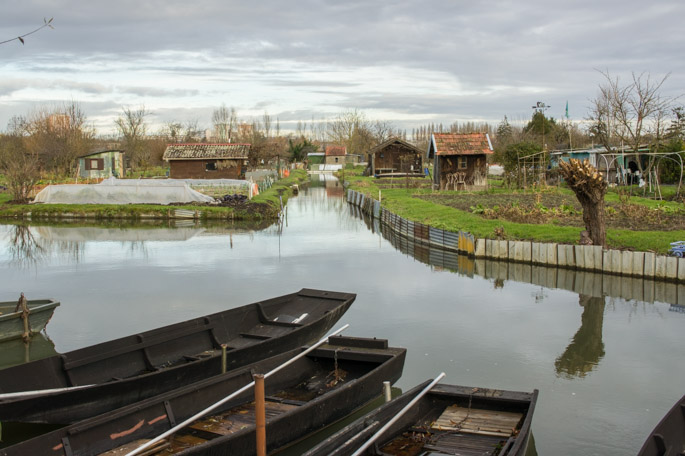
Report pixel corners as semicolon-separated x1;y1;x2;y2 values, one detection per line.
115;106;150;169
559;159;607;247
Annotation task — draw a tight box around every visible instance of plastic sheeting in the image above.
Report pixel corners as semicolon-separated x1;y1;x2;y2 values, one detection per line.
33;178;215;205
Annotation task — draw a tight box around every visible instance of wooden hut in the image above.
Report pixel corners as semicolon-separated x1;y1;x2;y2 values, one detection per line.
163;143;250;179
78;149;125;179
427;133;493;190
367;138;424;177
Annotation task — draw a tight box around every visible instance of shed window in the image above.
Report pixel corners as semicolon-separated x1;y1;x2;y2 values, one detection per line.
85;158;104;170
459;156;467;169
206;162;217;171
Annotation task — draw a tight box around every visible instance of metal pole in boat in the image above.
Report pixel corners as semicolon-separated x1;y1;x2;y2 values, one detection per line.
125;324;350;456
383;381;392;403
350;372;446;456
255;373;266;456
221;344;228;374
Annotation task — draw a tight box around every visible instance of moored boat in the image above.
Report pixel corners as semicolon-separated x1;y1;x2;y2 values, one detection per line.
304;378;538;456
0;297;59;342
0;335;406;456
0;288;354;424
637;393;685;456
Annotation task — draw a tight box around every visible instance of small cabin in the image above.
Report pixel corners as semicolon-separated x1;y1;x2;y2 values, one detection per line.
427;133;493;190
78;149;125;179
163;143;250;179
367;138;424;177
324;145;347;165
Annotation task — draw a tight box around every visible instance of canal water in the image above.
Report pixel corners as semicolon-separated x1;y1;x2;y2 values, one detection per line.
1;175;684;455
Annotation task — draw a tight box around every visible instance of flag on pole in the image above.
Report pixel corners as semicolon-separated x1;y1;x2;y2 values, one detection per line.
565;101;569;120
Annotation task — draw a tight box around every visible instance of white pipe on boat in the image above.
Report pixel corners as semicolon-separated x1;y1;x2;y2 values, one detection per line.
0;383;96;400
350;372;447;456
125;323;350;456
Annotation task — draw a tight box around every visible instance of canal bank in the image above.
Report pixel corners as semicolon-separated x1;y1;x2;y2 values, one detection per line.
0;171;309;222
347;188;685;283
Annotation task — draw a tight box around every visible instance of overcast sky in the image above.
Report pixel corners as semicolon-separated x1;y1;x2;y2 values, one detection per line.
2;0;684;135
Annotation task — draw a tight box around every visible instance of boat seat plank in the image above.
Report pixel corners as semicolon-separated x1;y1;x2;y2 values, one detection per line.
431;405;522;437
424;432;507;456
99;438;169;455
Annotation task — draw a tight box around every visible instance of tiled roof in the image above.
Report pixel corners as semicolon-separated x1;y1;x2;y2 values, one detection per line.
163;143;250;160
367;138;423;156
325;145;347;156
429;133;493;157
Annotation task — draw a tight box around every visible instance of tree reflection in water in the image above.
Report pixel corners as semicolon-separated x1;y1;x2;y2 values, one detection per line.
555;294;606;379
8;224;47;268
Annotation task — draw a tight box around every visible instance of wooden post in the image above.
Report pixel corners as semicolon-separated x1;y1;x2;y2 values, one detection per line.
383;381;392;403
254;373;266;456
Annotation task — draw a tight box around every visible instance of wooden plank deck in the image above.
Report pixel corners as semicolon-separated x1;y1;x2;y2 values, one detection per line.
431;405;523;438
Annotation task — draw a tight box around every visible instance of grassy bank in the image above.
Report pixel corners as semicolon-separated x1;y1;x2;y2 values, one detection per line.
344;169;685;254
0;170;308;221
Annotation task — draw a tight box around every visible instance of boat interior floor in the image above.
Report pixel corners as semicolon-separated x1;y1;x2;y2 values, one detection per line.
377;404;523;456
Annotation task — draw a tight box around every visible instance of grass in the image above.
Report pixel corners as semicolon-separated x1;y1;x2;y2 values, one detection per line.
343;170;685;254
0;170;309;222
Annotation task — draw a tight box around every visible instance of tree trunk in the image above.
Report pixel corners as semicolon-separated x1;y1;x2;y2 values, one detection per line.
559;159;608;248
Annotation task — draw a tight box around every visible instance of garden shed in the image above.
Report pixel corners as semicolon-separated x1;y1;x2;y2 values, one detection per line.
78;149;125;179
163;143;250;179
366;138;424;177
427;133;493;190
324;145;347;165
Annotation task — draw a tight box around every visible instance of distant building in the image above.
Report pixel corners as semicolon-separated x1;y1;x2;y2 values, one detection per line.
427;133;493;190
162;143;250;179
78;149;125;179
324;145;347;165
367;138;424;177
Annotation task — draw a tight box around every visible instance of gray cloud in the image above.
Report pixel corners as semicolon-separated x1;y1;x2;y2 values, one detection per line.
2;0;684;133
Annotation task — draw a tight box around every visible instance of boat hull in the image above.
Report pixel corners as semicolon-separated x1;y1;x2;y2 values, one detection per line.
0;289;355;424
304;380;538;456
0;336;406;456
0;300;60;342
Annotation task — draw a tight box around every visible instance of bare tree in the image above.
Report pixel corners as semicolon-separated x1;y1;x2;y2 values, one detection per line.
588;71;677;155
212;104;237;142
115;106;149;169
262;111;272;138
23;102;95;174
327;109;375;155
0;130;39;202
0;17;54;45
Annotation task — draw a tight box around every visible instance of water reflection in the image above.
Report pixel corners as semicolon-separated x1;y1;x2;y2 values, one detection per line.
554;294;606;379
3;218;276;267
0;333;57;370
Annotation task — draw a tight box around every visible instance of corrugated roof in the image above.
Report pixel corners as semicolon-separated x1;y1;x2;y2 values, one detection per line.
429;133;493;157
325;145;347;156
367;138;423;156
163;143;250;160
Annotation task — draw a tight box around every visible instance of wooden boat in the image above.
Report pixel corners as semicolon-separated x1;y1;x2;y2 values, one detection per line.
0;335;406;456
304;379;538;456
0;289;354;424
0;298;59;342
637;393;685;456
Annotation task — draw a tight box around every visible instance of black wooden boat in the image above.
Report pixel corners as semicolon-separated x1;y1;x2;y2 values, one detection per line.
0;335;406;456
304;378;538;456
637;393;685;456
0;289;354;424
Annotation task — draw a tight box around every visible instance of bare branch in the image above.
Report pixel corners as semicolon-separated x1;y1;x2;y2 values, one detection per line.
0;18;54;46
